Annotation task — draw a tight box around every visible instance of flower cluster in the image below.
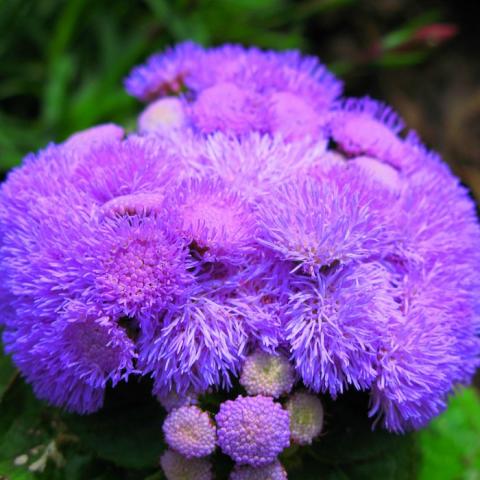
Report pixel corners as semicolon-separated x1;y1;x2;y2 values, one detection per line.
157;352;320;478
1;41;479;477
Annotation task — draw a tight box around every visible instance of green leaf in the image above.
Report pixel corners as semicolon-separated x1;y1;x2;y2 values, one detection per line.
419;388;480;480
63;379;166;470
0;378;54;479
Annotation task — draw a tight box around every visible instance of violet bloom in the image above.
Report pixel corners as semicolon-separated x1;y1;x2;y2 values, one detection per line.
163;406;216;458
125;42;342;139
216;396;290;466
1;43;479;435
125;41;204;101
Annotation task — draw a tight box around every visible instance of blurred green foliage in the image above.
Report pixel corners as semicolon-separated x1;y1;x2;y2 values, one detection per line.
0;0;454;171
419;388;480;480
0;0;318;169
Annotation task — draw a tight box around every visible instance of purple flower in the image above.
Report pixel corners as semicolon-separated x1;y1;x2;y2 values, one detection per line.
70;134;180;204
1;43;480;434
163;406;216;458
329;97;406;168
285;263;397;396
256;174;387;272
164;177;258;264
230;460;287;480
348;156;402;194
369;263;480;432
125;41;205;101
3;304;135;413
189;82;267;135
62;123;124;153
137;286;249;394
126;43;342;139
173;132;327;201
216;395;290;466
84;215;194;329
266;91;325;141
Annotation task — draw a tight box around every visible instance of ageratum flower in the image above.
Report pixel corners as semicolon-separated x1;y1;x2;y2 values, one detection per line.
138;97;187;134
284;263;398;397
86;215;194;330
256;172;389;272
3;304;136;413
169;131;328;201
164;177;258;264
1;43;479;436
240;350;295;398
329;97;407;168
160;450;212;480
125;42;342;139
216;396;290;466
163;406;216;458
137;285;249;395
230;460;287;480
286;392;324;445
125;41;204;101
62;123;125;153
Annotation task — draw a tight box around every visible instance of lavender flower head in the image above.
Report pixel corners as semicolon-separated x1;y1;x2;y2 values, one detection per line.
230;460;287;480
216;395;290;466
163;406;216;458
125;42;342;139
0;42;479;444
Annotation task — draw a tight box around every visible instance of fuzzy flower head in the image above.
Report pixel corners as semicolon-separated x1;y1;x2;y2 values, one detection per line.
138;288;249;395
286;392;324;445
160;450;213;480
216;395;290;466
256;174;385;273
163;405;216;458
89;215;193;327
165;178;258;263
240;350;295;398
138;97;187;134
230;460;287;480
125;41;204;101
348;156;402;194
329;98;406;169
2;41;480;436
126;43;342;139
175;132;328;201
62;123;125;153
285;263;397;396
267;91;324;141
190;82;266;135
3;304;136;414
